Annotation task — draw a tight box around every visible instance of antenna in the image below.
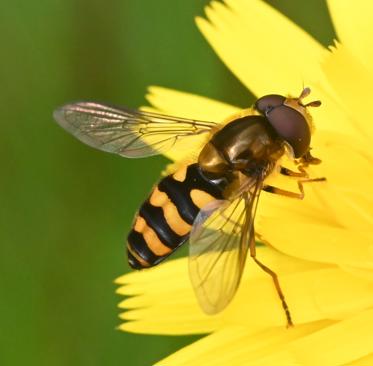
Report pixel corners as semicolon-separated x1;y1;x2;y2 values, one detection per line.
298;87;321;108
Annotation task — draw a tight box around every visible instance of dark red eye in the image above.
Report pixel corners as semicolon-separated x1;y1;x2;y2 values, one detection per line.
265;105;310;158
255;95;286;115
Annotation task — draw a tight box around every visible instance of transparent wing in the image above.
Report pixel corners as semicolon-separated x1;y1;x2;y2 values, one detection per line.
189;176;263;314
53;102;218;158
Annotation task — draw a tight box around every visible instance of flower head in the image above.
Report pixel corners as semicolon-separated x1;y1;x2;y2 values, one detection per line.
117;1;373;364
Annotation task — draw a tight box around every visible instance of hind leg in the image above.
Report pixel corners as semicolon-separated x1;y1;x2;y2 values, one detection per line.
249;232;293;327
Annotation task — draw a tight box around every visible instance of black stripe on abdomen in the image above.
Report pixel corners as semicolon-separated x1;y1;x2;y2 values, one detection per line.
158;164;226;224
139;202;183;248
127;164;228;269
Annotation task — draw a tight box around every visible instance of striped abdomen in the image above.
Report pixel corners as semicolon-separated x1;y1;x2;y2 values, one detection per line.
127;163;228;269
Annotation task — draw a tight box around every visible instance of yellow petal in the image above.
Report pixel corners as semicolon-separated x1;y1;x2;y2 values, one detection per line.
258;308;373;365
116;258;187;286
117;247;373;335
156;322;333;366
340;264;373;283
310;132;373;193
258;218;373;268
327;0;373;73
196;1;359;137
160;311;373;366
230;266;373;326
321;43;373;141
306;138;373;231
145;86;240;120
117;249;324;335
322;189;373;233
143;86;240;162
303;87;358;137
259;130;373;235
196;0;325;97
346;352;373;366
118;318;218;335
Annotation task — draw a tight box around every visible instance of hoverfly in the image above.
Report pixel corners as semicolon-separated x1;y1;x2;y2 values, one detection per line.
54;88;324;326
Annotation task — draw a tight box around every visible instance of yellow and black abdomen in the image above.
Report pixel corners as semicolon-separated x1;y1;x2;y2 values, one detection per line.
127;163;228;269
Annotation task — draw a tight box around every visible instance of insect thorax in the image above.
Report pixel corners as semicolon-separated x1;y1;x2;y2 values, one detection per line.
198;115;285;179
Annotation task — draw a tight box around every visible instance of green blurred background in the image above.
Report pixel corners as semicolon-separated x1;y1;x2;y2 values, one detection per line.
1;1;334;365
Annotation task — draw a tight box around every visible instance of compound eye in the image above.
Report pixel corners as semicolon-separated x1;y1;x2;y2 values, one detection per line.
255;94;286;115
266;105;311;158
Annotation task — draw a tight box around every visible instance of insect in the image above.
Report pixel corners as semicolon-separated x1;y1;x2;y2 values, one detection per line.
54;87;325;326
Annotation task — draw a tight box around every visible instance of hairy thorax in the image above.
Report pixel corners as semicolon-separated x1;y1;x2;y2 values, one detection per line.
198;115;285;180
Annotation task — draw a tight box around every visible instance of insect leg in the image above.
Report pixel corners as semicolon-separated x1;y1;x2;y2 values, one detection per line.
249;234;293;327
279;166;308;178
281;148;324;178
298;150;322;167
263;177;326;200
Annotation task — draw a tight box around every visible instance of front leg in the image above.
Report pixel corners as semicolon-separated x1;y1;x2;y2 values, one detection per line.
280;150;322;178
298;150;322;167
263;177;326;199
280;166;308;178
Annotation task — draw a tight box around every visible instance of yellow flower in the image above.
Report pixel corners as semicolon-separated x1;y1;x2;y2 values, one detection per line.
116;1;373;364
